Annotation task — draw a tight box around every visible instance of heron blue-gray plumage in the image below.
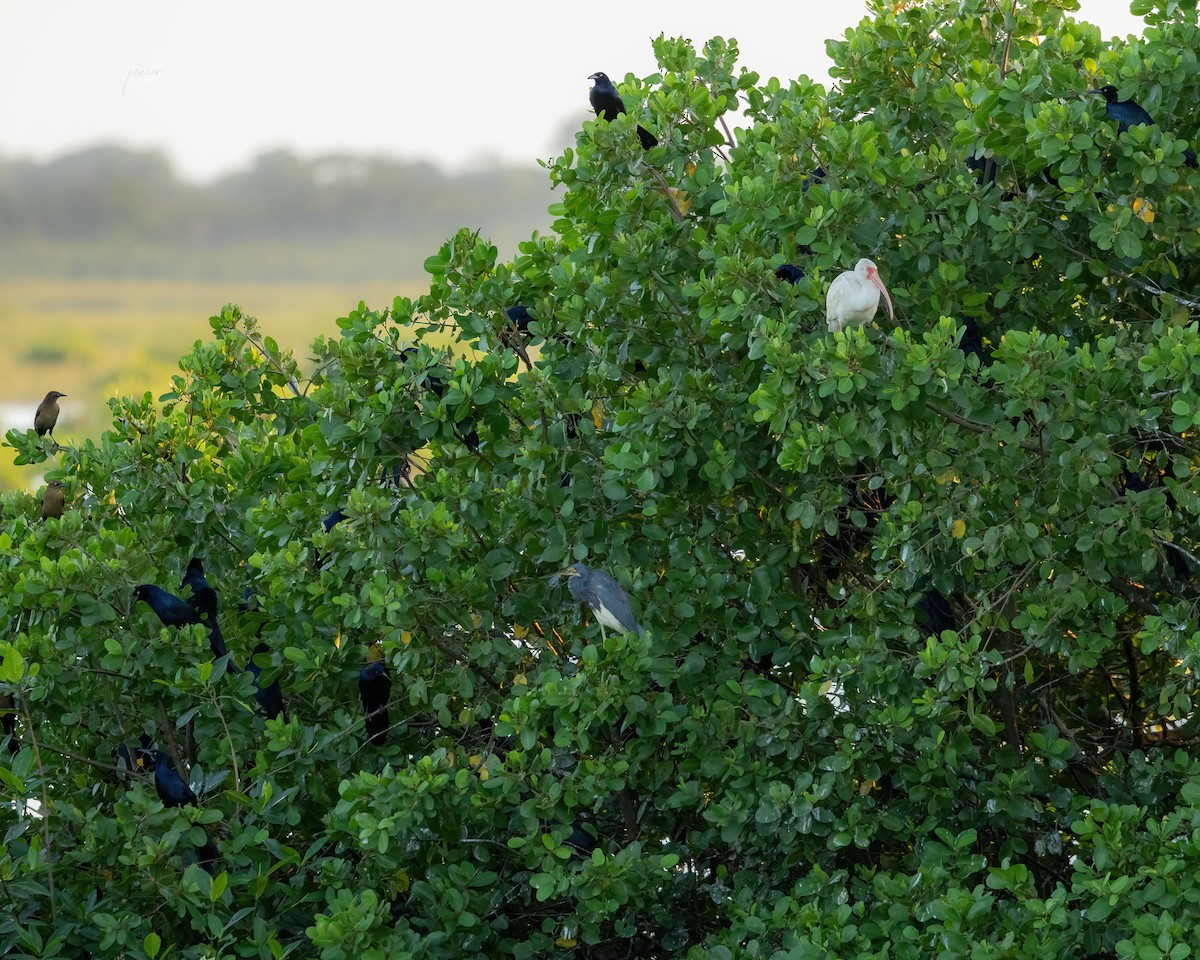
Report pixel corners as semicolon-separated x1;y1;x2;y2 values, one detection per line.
550;562;643;638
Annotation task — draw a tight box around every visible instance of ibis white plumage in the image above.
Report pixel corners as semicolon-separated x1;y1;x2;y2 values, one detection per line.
825;258;895;333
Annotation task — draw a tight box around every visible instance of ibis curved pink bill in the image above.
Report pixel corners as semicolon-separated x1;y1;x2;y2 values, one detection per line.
825;258;895;333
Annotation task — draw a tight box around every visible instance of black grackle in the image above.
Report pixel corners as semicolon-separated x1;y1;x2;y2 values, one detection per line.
134;582;228;661
1093;85;1197;168
588;72;657;149
180;558;228;659
194;832;220;869
114;733;154;780
247;643;285;720
565;819;598;856
0;693;17;755
317;509;349;569
134;584;202;628
153;750;199;807
916;589;957;636
958;317;992;368
775;264;805;285
153;750;220;870
359;660;392;746
1121;467;1192;581
322;509;348;532
502;305;534;367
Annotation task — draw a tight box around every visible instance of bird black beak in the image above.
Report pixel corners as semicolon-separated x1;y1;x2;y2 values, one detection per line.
546;567;576;588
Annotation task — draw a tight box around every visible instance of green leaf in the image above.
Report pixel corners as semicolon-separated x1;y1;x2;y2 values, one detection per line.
0;644;24;683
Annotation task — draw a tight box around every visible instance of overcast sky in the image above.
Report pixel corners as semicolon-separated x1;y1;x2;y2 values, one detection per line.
0;1;1144;181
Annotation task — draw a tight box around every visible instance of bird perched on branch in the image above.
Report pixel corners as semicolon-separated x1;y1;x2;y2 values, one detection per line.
34;391;66;437
916;588;957;637
549;562;643;639
40;480;65;520
1092;85;1197;168
826;258;895;333
359;658;392;746
134;584;202;629
958;317;992;368
113;733;154;781
775;264;805;285
501;304;534;368
180;558;228;659
153;749;220;868
247;643;285;720
133;583;228;660
323;509;348;532
153;749;198;807
0;693;17;755
588;72;657;149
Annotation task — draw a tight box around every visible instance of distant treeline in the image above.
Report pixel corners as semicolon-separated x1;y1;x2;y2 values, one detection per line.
0;146;555;281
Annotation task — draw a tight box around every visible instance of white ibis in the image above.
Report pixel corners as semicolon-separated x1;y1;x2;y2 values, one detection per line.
825;258;895;333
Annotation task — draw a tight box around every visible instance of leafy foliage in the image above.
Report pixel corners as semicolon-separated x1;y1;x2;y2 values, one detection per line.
3;2;1200;957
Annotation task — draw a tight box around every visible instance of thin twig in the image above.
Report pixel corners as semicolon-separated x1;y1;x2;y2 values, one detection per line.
1151;535;1200;571
923;400;1044;453
210;689;242;794
999;0;1020;79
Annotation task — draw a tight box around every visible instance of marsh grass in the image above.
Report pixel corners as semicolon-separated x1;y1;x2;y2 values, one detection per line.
0;277;429;491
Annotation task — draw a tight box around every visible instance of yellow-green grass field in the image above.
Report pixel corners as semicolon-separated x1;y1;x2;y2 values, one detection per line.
0;277;426;492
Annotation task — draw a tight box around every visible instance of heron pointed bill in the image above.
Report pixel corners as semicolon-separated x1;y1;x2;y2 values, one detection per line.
546;566;579;589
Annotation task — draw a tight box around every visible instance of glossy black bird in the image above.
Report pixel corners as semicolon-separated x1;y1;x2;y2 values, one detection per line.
315;509;350;569
1093;85;1197;168
775;264;805;285
34;390;66;437
0;692;18;755
965;152;997;186
134;582;227;660
239;586;259;613
501;305;534;368
113;733;154;780
153;750;220;869
506;304;533;335
1121;468;1150;495
153;750;198;807
565;819;598;856
916;589;957;636
194;832;220;868
421;367;448;400
958;317;992;368
588;72;657;149
180;558;228;659
115;743;135;775
359;660;392;746
322;509;348;532
134;584;202;628
247;643;285;720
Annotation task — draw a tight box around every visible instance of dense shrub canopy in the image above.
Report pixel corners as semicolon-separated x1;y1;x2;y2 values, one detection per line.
3;1;1200;957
